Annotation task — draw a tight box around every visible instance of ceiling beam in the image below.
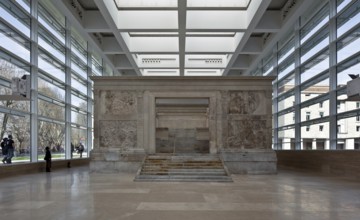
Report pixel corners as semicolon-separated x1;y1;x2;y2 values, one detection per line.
102;37;125;54
178;0;187;76
232;54;251;69
108;54;133;69
223;0;272;76
244;0;317;75
240;36;263;54
83;10;111;32
254;10;282;33
51;0;120;76
94;0;141;75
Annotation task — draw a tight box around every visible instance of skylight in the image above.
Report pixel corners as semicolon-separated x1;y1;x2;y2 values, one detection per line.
101;0;258;76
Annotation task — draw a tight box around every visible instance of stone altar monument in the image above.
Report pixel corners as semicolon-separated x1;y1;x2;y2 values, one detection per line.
90;76;277;174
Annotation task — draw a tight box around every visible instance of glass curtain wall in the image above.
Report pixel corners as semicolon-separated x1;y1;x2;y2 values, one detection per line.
258;0;360;150
0;0;110;162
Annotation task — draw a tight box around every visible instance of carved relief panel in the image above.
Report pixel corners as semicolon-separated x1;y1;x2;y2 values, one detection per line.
228;91;260;114
99;120;137;149
227;119;269;149
102;91;137;115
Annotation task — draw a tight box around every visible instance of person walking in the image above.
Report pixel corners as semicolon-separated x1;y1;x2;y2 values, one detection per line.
1;137;8;164
5;135;14;164
78;143;84;158
44;146;52;172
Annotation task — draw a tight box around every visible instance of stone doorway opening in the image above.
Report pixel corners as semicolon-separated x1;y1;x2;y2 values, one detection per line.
155;98;210;154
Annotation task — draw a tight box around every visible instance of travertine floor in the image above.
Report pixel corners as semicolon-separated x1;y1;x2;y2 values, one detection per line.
0;167;359;220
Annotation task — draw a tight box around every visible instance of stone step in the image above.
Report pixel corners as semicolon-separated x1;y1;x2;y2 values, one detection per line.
143;164;223;167
141;168;225;172
134;175;233;182
134;154;232;182
140;171;227;176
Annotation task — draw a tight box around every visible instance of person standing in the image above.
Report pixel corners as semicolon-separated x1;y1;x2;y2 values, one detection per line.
5;135;14;164
78;143;84;158
1;137;8;164
44;146;52;172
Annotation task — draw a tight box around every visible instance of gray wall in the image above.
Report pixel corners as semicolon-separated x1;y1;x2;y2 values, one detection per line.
0;159;90;179
276;150;360;180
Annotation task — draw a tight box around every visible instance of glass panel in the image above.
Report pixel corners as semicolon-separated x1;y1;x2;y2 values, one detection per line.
38;77;65;101
278;94;295;111
337;116;360;149
38;51;66;83
278;112;295;127
278;55;295;80
337;0;360;37
92;53;102;76
337;26;360;63
0;58;29;81
71;127;88;158
71;56;88;79
0;0;31;37
0;113;30;163
300;4;329;44
301;100;329;122
38;99;65;121
38;3;65;44
301;122;330;149
300;27;329;63
337;89;360;114
337;0;354;12
0;23;31;62
278;38;295;64
301;77;329;103
263;54;273;76
278;128;295;150
71;28;87;64
103;63;113;76
38;120;65;160
71;110;87;126
301;50;329;82
38;27;66;63
71;94;87;111
337;54;360;87
15;0;30;13
71;76;87;95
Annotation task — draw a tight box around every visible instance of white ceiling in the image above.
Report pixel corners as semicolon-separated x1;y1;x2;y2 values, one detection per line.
56;0;315;76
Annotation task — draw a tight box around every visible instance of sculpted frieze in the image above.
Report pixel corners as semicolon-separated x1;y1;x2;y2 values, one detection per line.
229;91;260;114
104;91;137;115
227;119;269;149
99;120;137;149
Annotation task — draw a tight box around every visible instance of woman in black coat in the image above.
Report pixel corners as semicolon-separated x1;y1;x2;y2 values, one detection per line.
44;146;52;172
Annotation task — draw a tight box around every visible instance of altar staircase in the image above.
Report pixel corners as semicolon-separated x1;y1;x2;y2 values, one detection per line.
134;154;233;182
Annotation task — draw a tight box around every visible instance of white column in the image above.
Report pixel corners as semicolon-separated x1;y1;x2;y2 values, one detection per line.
312;139;317;150
30;0;39;162
346;139;354;150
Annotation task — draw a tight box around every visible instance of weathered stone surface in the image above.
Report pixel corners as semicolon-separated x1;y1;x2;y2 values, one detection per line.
91;76;276;174
229;91;260;114
227;119;269;149
156;128;209;153
101;90;137;115
221;150;277;174
99;120;137;149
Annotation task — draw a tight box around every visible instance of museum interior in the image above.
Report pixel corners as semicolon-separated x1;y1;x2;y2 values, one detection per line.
0;0;359;219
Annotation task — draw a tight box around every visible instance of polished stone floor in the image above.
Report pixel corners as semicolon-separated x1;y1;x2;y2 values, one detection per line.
0;167;359;220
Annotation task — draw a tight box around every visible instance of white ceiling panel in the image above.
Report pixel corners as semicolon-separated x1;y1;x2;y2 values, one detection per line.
114;0;177;8
129;37;179;52
187;11;248;30
186;37;236;52
187;0;250;8
116;11;178;29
